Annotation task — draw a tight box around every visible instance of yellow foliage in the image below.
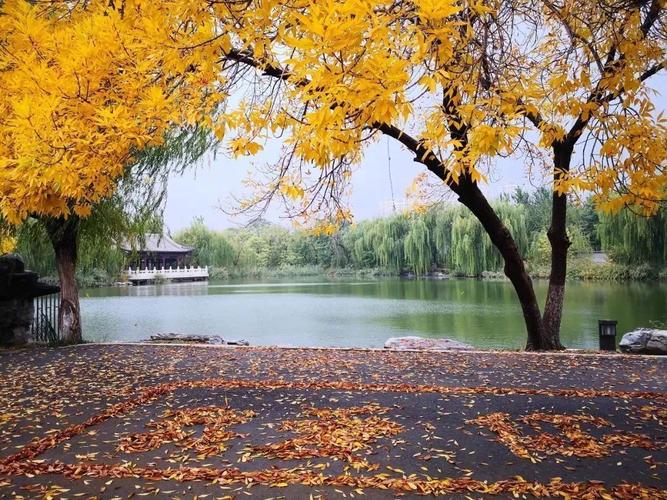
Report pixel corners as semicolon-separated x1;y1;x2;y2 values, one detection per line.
229;138;264;157
0;0;664;229
0;233;16;255
0;0;225;224
281;183;305;200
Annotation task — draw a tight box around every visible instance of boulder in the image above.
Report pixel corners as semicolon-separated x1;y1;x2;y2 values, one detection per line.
148;333;224;344
146;333;249;346
226;339;250;346
619;328;667;355
384;336;473;351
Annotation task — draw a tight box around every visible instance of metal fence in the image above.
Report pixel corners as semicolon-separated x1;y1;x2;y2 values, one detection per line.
30;293;60;343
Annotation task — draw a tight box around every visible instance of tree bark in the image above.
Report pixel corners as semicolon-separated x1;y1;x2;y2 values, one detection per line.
456;178;548;350
44;216;82;344
542;144;573;350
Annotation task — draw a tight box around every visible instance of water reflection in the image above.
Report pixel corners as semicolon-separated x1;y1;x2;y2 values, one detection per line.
80;278;667;349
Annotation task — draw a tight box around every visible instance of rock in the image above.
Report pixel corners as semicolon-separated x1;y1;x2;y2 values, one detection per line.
619;328;667;355
226;339;249;346
384;336;473;351
146;333;249;346
148;333;224;344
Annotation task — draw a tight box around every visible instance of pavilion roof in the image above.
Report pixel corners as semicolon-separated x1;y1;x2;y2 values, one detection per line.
119;233;193;254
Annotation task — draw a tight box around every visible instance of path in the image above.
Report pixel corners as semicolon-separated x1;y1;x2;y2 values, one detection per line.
0;345;665;498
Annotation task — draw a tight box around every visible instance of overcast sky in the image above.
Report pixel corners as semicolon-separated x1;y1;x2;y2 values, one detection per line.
163;138;531;231
164;76;666;232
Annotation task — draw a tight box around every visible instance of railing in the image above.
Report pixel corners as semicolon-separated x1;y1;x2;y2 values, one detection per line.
30;293;60;344
126;265;209;282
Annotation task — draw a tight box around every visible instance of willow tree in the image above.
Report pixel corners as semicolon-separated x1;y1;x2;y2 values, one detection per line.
599;208;667;266
403;217;432;275
0;1;221;342
175;218;239;269
15;185;164;284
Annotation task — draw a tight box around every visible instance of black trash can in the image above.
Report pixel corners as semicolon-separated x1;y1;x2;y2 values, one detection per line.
598;319;618;351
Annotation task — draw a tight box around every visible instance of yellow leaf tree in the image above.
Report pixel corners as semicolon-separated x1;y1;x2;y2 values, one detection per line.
0;0;223;342
512;0;667;347
2;0;664;349
197;0;665;349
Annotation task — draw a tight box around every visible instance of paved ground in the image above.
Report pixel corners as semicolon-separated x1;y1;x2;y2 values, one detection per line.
0;345;665;499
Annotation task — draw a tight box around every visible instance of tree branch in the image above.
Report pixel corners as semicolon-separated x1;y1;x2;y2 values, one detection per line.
565;2;665;144
222;48;464;194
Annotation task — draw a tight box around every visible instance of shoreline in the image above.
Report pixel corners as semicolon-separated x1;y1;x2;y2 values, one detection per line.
17;341;664;359
67;267;667;289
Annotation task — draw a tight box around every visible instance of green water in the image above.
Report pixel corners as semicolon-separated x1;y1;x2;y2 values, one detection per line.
79;278;667;349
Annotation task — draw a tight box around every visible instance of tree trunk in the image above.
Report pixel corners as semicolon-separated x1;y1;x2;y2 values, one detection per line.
377;115;554;349
457;178;549;350
44;216;82;344
378;125;553;349
542;145;573;350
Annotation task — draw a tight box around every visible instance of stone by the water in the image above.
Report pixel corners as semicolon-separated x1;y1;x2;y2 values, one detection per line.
384;336;473;351
146;333;249;346
226;339;250;346
148;333;224;344
619;328;667;355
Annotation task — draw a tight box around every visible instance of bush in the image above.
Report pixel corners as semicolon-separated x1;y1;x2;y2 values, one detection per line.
208;266;230;280
563;259;662;281
75;268;115;288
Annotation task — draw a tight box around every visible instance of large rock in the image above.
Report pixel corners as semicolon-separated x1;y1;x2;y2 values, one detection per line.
384;336;473;351
619;328;667;355
148;333;223;344
146;333;249;346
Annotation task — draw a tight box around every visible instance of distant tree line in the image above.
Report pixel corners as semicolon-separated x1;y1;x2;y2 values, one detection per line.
172;189;586;278
173;188;665;279
14;188;666;284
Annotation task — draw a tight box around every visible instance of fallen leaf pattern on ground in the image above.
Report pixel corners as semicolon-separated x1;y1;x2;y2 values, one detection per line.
2;459;666;498
0;345;664;498
118;406;256;458
470;412;661;461
249;403;403;469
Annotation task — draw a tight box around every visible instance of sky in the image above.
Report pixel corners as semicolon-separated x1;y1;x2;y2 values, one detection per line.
164;134;539;232
164;76;667;233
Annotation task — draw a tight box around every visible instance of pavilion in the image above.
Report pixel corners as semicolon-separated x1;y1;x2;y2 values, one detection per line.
120;234;208;284
120;234;194;270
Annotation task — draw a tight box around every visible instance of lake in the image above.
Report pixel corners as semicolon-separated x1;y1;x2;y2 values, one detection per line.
78;278;667;349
